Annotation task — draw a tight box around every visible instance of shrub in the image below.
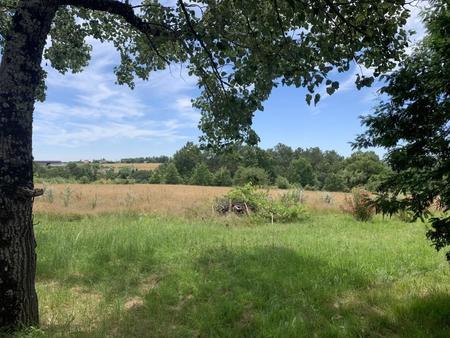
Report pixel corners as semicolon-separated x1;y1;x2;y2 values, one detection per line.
266;201;308;223
213;167;233;186
149;169;163;184
233;166;269;186
62;186;72;207
275;176;290;189
215;184;308;223
79;176;90;184
225;183;269;212
342;188;374;221
130;170;152;183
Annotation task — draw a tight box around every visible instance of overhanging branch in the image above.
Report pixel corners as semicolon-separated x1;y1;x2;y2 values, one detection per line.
52;0;179;39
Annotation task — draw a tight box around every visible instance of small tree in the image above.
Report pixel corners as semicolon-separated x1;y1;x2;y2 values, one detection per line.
213;167;233;187
288;157;316;187
190;163;213;186
149;169;163;184
233;166;269;186
164;163;182;185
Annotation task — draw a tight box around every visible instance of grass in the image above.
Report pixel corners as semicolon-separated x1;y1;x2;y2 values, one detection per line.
30;212;449;337
34;184;349;216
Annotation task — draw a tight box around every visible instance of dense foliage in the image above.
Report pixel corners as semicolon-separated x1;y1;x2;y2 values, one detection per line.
215;184;308;223
355;0;450;260
0;0;412;147
35;142;389;191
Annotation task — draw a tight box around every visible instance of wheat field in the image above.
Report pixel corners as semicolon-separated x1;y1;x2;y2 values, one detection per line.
101;163;161;171
34;184;349;216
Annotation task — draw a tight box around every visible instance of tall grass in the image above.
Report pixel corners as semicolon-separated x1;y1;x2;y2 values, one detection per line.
30;213;450;337
33;184;350;216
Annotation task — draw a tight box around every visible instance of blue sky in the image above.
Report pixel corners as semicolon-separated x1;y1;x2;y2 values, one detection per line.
33;2;427;161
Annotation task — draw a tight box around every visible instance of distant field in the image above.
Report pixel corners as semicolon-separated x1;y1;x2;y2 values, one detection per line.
34;184;350;216
102;163;161;171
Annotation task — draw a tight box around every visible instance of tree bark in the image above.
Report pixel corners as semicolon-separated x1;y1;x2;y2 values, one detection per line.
0;1;57;331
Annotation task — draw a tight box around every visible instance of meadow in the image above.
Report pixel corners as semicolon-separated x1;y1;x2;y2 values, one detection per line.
23;185;450;337
34;184;349;216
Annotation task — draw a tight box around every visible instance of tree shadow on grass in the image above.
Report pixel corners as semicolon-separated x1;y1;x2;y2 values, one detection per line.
85;246;371;337
38;245;449;337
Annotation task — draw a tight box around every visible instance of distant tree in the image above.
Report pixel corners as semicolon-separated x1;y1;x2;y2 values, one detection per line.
239;145;276;181
233;167;269;186
173;142;203;178
355;0;450;261
288;158;316;187
130;170;152;183
341;151;388;189
117;167;133;180
268;143;294;177
213;167;233;187
164;163;182;185
149;168;164;184
190;163;213;186
323;173;347;192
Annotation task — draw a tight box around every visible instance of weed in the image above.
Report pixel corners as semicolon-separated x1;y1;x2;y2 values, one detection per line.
44;188;54;204
62;186;72;208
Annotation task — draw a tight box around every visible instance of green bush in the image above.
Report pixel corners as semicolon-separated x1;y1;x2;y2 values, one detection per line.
213;167;233;186
190;163;213;186
225;183;269;212
216;184;308;223
275;176;290;189
149;169;163;184
233;166;269;186
342;188;374;222
265;201;308;223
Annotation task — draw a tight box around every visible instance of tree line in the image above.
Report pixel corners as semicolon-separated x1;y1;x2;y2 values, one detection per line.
35;142;389;192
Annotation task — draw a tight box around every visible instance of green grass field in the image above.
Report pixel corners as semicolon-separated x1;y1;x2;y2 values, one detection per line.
27;213;449;337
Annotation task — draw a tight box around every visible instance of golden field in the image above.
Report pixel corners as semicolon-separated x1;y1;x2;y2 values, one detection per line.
101;162;161;171
34;184;349;216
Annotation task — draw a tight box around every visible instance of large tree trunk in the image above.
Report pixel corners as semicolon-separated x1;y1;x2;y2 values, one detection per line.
0;1;56;331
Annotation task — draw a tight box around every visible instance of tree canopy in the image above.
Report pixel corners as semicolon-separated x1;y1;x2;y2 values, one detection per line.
1;0;412;146
355;0;450;261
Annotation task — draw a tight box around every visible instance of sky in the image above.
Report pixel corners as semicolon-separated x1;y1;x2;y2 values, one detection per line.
33;2;428;161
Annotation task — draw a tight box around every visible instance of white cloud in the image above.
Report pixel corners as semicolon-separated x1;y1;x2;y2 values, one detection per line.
36;39;199;147
173;97;201;123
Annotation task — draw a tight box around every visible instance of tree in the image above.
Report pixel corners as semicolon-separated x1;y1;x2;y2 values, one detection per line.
190;162;213;186
233;166;270;186
323;173;347;192
164;163;182;184
341;151;388;189
173;142;203;178
288;157;316;187
355;0;450;261
213;167;233;187
0;0;411;330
